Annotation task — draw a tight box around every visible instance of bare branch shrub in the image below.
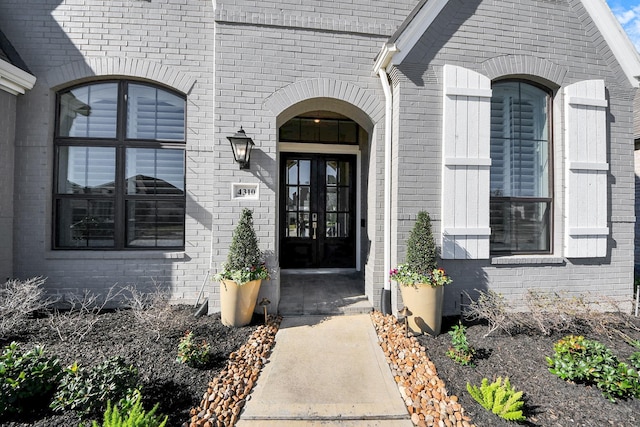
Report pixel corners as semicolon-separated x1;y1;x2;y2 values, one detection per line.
521;290;595;336
122;280;178;341
47;285;123;343
462;290;513;337
522;290;640;337
0;277;54;338
581;295;640;345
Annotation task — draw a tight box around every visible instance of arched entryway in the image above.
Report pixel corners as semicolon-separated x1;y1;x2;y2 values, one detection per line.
279;111;362;269
277;107;372;314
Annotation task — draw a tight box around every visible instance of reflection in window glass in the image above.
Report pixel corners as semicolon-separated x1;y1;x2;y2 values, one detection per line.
59;83;118;138
126;148;184;195
55;199;115;247
127;84;185;141
126;200;185;247
54;81;186;250
326;187;337;211
57;146;115;194
490;81;551;254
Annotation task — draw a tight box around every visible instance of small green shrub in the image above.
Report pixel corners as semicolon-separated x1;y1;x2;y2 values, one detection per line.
51;357;138;416
176;331;210;367
92;390;167;427
466;377;526;422
547;335;640;401
0;342;62;417
446;321;475;366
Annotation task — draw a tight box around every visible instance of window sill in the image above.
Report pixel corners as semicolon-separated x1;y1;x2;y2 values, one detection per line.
45;250;186;261
490;255;565;266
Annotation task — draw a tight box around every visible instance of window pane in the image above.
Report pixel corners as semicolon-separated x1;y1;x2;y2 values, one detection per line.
279;119;300;142
326;213;350;237
59;83;118;138
126;148;184;195
326;161;338;186
490;200;550;253
126;200;185;247
318;120;339;143
56;199;115;248
127;84;185;141
286;213;297;237
57;146;116;194
339;121;358;144
490;82;549;198
338;188;350;211
326;187;337;211
300;118;319;142
286;160;298;185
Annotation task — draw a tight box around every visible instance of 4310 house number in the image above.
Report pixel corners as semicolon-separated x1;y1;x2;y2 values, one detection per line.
231;183;259;200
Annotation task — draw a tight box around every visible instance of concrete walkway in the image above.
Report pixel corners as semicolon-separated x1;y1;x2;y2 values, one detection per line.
236;314;412;426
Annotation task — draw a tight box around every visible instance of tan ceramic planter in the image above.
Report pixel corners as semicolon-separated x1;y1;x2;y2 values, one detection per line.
220;279;262;327
399;284;444;336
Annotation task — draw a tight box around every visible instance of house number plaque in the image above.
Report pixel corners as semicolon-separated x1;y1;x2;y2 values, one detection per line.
231;183;259;200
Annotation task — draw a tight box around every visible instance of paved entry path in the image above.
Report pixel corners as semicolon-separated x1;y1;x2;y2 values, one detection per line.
236;314;412;427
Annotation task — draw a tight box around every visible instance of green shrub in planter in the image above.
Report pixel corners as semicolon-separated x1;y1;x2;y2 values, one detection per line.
0;342;62;417
214;208;269;285
51;356;138;416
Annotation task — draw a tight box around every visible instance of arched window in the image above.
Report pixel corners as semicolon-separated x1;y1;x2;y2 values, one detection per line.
489;81;552;254
53;81;186;249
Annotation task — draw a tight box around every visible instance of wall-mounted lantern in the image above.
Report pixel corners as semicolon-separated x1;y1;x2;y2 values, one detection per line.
227;127;255;169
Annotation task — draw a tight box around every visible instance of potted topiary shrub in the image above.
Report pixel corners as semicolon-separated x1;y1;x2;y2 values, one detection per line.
214;208;269;327
390;210;451;336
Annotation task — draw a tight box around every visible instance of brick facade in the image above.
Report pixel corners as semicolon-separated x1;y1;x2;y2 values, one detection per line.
0;0;636;314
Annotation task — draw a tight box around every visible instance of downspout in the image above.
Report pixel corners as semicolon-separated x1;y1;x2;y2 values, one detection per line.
378;67;393;315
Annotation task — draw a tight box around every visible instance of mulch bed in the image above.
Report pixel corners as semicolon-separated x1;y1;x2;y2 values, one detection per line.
2;305;640;427
416;316;640;427
0;306;260;427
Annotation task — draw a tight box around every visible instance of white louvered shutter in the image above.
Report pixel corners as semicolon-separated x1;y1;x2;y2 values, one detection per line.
564;80;609;258
441;65;492;259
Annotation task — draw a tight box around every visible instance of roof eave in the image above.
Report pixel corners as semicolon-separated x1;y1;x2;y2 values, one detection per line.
582;0;640;88
373;43;399;74
0;59;36;95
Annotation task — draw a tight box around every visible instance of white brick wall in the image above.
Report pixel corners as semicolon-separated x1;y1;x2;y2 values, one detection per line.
1;0;636;315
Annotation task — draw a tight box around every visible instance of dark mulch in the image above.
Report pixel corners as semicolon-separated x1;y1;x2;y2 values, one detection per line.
0;306;260;427
417;316;640;427
3;306;640;427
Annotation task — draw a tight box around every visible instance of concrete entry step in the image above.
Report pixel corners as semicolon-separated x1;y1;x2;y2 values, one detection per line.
236;315;412;427
279;271;373;315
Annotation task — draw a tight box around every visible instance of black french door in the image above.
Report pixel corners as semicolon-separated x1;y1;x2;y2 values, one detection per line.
280;153;356;268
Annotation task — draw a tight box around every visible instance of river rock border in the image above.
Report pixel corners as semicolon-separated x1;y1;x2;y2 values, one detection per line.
371;311;476;427
186;316;282;427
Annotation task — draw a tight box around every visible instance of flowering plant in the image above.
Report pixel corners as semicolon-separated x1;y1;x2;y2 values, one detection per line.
389;265;452;288
214;208;269;285
214;262;269;285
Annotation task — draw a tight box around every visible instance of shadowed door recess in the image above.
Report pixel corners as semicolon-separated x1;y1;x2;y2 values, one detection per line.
280;153;356;269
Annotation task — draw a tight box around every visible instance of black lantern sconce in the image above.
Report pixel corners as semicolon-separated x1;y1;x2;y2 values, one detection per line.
227;127;255;169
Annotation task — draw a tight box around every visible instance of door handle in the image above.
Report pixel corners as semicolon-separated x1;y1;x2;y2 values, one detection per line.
312;220;317;239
